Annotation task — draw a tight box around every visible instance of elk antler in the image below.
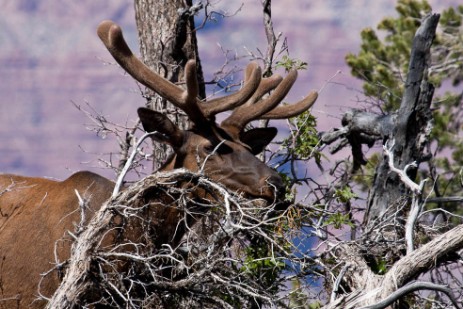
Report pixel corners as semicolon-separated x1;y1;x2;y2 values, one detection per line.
97;20;318;138
97;20;262;126
221;69;318;139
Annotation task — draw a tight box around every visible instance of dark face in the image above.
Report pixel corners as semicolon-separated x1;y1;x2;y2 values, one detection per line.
138;108;284;201
178;131;284;200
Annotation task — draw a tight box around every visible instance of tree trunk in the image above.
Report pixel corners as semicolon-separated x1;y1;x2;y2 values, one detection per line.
364;14;437;230
324;13;442;309
134;0;205;169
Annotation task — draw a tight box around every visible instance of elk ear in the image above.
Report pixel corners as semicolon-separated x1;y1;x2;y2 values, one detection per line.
137;107;184;148
240;127;278;155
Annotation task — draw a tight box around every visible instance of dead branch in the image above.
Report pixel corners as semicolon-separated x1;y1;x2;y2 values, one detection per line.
319;109;396;171
381;223;463;297
112;131;157;197
359;281;461;309
365;12;438;226
47;170;309;308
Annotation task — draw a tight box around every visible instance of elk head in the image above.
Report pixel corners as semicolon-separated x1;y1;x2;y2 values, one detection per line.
97;20;318;201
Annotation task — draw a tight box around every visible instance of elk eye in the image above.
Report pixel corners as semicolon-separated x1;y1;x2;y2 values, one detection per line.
204;144;215;153
217;143;232;154
204;143;232;155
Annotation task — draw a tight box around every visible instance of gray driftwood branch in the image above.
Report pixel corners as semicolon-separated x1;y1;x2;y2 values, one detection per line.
320;110;396;170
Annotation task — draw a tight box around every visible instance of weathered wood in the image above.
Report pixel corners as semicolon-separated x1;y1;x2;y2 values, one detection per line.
45;197;113;308
364;13;438;229
46;170;206;308
46;170;277;308
320;110;397;170
324;224;463;308
381;224;463;298
323;13;445;309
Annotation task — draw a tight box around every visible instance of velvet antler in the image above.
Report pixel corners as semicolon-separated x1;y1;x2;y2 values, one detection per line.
97;20;318;139
97;20;262;127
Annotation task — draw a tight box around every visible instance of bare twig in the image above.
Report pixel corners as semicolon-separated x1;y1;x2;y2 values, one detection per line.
330;263;350;302
383;140;424;195
112;131;157;197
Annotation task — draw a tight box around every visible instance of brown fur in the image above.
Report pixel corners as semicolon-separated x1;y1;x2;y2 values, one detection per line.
0;171;114;308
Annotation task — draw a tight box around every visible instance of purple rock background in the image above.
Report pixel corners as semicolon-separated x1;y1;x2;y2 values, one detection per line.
0;1;458;181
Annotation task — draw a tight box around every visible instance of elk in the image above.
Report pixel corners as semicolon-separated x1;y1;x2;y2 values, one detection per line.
0;20;318;308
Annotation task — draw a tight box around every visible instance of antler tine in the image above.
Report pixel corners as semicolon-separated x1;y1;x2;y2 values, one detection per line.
201;63;262;118
261;90;318;119
246;74;284;105
183;60;199;106
97;20;205;124
220;70;300;137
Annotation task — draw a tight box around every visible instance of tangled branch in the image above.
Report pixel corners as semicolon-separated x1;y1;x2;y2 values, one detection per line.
47;170;319;308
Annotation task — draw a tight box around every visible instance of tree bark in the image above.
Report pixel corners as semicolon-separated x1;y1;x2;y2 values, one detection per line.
134;0;205;169
364;14;438;229
323;13;445;309
324;223;463;309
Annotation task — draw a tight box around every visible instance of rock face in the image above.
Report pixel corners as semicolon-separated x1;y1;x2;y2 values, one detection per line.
0;0;456;179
